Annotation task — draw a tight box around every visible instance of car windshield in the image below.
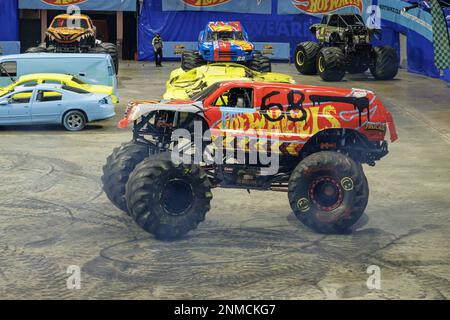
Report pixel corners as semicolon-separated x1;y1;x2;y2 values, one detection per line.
52;18;89;29
192;82;221;101
206;31;245;41
340;15;364;26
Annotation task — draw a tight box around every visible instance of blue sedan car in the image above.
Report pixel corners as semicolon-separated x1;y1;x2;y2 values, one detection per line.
0;84;115;131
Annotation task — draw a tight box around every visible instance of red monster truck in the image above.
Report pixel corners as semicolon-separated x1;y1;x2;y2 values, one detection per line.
102;81;397;240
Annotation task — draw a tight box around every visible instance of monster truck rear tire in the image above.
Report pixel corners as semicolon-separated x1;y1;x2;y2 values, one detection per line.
125;153;213;240
90;45;119;75
288;151;369;234
181;51;205;71
295;41;320;75
102;141;155;213
248;51;272;72
370;46;399;80
317;47;346;82
100;42;119;74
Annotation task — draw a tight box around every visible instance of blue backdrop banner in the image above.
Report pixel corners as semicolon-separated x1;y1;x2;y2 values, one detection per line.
138;0;448;82
18;0;136;11
278;0;373;16
162;0;272;14
0;0;19;41
139;0;325;61
375;0;441;78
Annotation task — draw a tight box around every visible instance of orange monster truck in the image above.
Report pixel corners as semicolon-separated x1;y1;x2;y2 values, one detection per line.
26;14;118;73
102;81;398;240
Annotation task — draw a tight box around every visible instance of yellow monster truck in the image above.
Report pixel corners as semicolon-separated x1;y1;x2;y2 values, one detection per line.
26;14;119;73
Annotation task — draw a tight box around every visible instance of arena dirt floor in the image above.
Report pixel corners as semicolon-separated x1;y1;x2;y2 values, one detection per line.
0;62;449;299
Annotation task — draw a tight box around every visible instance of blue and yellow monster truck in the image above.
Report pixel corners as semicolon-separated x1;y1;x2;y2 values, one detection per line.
181;21;272;72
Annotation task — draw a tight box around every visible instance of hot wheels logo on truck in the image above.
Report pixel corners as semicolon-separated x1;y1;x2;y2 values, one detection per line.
181;0;232;7
41;0;87;5
292;0;364;14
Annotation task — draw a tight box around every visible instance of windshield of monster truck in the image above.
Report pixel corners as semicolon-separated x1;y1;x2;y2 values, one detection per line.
206;31;245;41
339;15;365;26
52;18;89;29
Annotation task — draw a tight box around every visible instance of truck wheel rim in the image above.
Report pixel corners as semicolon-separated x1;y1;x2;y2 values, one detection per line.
296;51;305;66
161;179;194;216
308;177;343;212
67;114;83;129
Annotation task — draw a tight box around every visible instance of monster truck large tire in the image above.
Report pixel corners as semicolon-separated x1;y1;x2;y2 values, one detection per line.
295;41;320;75
125;153;213;240
102;142;154;213
288;151;369;234
248;51;272;72
89;45;119;74
317;47;346;82
181;51;205;71
100;42;119;74
370;46;399;80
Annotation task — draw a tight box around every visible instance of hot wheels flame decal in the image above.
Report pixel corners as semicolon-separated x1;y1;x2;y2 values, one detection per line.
213;104;342;141
208;89;381;155
182;0;232;7
229;40;254;51
292;0;364;14
208;21;242;32
42;0;87;5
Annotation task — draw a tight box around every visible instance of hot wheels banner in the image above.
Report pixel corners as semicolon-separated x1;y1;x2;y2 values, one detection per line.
162;0;272;14
278;0;373;15
18;0;136;11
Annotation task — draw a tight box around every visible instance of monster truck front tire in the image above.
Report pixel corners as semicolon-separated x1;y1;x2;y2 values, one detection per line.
181;51;205;71
288;151;369;234
125;153;213;240
370;46;399;80
102;141;155;213
248;51;272;72
295;41;320;75
317;47;346;82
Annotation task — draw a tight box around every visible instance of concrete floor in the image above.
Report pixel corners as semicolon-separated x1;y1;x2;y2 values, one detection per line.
0;62;449;299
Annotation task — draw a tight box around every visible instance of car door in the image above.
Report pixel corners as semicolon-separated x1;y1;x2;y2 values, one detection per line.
0;89;33;124
31;89;64;124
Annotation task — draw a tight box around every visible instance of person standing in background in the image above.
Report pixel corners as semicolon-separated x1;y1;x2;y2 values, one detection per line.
152;33;163;67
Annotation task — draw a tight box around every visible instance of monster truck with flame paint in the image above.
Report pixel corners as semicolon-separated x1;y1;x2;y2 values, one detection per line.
26;14;119;74
180;21;272;73
102;81;397;240
295;13;399;81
